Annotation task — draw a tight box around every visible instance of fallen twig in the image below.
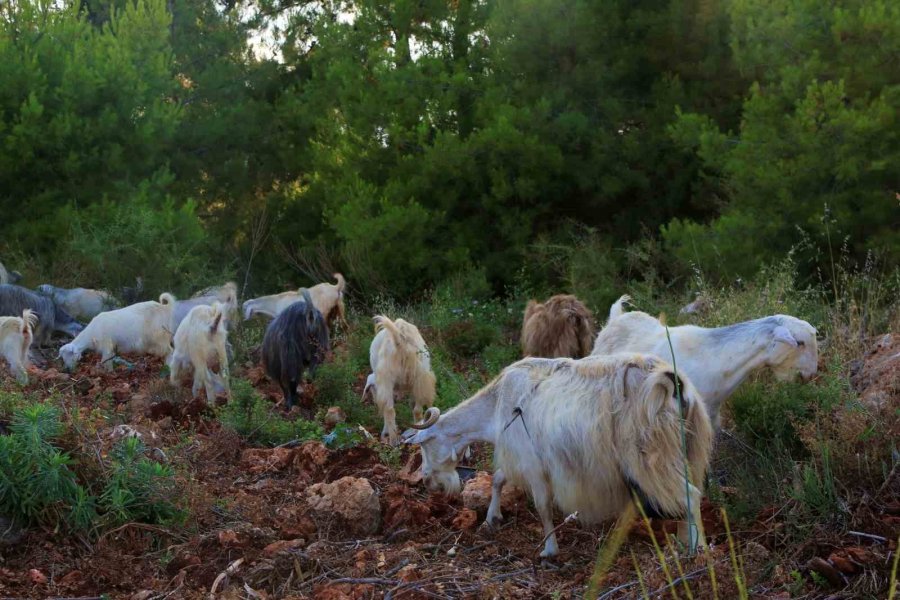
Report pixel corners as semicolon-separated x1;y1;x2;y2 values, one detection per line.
209;557;244;598
876;462;897;499
326;577;400;586
535;511;578;555
848;530;888;543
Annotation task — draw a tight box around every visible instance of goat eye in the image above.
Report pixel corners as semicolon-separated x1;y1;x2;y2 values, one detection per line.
797;341;805;347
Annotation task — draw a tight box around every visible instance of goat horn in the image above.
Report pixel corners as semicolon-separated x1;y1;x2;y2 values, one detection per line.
409;407;441;429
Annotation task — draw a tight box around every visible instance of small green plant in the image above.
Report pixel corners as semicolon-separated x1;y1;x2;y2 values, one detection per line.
438;319;501;359
788;569;806;595
314;358;375;425
481;342;519;377
730;352;848;456
793;446;841;521
100;436;184;527
219;378;323;446
377;443;403;470
809;570;829;588
430;348;480;410
323;424;365;450
0;388;27;418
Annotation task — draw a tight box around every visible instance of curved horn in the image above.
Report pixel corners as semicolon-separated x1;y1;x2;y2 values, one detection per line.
408;407;441;430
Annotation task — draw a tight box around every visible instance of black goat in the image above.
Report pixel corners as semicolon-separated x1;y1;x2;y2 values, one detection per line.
0;284;83;345
261;289;330;409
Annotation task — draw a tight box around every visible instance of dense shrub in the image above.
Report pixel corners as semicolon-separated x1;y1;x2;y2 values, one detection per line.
60;191;223;296
729;375;841;454
0;404;90;529
313;358;377;426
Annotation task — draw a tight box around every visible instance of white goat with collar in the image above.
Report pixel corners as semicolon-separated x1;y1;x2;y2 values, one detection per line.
403;353;713;557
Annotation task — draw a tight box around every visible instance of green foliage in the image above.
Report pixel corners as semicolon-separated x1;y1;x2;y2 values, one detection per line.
323;425;365;450
60;192;219;294
0;404;90;529
219;378;323;446
0;0;179;250
429;347;481;411
793;445;841;522
100;436;184;527
669;0;900;280
313;357;376;426
0;389;27;418
1;0;894;297
377;444;403;471
0;402;181;533
730;379;829;453
438;320;501;360
429;270;514;361
481;342;521;378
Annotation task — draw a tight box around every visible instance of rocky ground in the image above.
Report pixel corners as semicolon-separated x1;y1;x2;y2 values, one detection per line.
0;334;897;599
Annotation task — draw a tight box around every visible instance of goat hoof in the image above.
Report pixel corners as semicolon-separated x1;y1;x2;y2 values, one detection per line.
483;514;503;529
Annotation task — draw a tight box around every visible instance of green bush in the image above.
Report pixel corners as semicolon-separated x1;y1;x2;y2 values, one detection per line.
729;356;845;453
430;348;481;411
439;319;501;360
59;189;223;296
100;436;184;527
0;402;181;533
314;358;377;426
0;404;90;529
219;378;323;446
481;342;521;378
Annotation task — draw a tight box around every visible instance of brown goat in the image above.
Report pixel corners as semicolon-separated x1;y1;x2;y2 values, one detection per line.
521;294;594;358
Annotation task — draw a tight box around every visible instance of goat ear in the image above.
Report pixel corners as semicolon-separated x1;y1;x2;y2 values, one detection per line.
619;362;644;400
401;429;426;445
773;326;798;347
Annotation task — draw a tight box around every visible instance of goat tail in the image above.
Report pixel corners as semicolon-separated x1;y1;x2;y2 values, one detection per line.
209;303;225;336
21;309;38;333
614;359;713;519
608;294;631;321
333;273;346;295
159;292;176;306
21;309;37;352
373;315;402;341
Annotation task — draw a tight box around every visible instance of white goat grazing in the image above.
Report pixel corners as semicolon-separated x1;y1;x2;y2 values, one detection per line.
593;295;819;428
0;310;37;384
59;293;177;371
403;353;713;557
242;274;347;328
172;281;239;331
364;315;436;445
36;284;117;321
168;302;230;402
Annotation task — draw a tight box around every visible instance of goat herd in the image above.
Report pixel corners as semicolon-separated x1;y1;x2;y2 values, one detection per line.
0;261;820;557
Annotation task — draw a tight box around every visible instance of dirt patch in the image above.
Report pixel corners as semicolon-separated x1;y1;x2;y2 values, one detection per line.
852;333;900;409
